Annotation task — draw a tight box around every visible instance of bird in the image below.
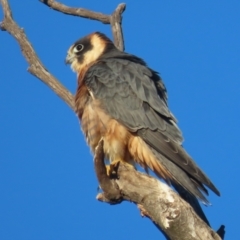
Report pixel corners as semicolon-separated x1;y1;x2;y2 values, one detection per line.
65;32;220;206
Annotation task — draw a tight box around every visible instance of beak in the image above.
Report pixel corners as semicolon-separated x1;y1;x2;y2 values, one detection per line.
65;53;74;65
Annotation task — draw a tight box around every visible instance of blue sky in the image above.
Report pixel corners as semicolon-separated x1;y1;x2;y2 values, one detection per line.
0;1;239;239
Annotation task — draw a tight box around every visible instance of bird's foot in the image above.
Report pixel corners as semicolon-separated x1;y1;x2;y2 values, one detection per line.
106;160;121;178
106;159;135;177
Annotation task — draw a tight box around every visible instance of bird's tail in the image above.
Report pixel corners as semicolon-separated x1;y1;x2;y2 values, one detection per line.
147;145;211;205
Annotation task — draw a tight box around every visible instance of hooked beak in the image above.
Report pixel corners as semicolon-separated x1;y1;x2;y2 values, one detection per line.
65;53;75;65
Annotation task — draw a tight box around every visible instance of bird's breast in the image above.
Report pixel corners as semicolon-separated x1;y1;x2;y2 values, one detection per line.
75;83;112;152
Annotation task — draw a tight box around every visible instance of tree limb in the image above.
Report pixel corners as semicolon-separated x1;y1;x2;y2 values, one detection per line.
94;140;222;240
40;0;111;24
0;0;75;109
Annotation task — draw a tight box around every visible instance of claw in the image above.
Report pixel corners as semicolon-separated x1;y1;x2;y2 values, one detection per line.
105;160;121;177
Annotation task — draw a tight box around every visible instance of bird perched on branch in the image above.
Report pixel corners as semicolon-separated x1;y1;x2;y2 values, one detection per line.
65;32;220;205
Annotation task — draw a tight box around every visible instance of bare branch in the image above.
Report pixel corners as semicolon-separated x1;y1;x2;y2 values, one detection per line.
110;3;126;51
94;139;222;240
0;0;75;110
39;0;126;51
39;0;110;24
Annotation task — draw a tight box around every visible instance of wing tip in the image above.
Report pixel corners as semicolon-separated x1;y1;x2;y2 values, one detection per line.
206;179;221;197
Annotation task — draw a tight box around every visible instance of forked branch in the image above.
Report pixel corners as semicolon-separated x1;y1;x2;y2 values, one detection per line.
40;0;126;51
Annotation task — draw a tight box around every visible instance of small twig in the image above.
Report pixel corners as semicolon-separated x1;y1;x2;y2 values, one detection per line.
0;0;75;110
39;0;110;24
110;3;126;51
39;0;126;51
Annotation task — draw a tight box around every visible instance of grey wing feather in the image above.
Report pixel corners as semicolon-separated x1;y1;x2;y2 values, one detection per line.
84;58;220;201
86;59;183;143
138;129;220;197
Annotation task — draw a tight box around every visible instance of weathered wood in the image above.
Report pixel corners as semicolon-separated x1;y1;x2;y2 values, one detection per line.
94;140;223;240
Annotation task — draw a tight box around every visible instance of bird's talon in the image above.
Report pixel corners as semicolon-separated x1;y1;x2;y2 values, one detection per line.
105;160;121;178
111;160;121;169
105;165;111;176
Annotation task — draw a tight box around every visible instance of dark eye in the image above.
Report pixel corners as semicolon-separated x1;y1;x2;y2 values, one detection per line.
74;44;84;53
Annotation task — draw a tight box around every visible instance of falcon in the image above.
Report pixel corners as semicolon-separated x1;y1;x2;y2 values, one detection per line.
65;32;220;204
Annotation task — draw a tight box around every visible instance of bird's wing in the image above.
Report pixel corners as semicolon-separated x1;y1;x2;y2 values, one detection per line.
85;57;183;142
84;57;220;200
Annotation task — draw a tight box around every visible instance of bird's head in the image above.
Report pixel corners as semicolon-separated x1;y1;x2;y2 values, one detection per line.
65;32;115;73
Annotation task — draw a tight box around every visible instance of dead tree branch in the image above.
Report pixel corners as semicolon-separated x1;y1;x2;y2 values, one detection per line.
40;0;111;23
40;0;126;51
0;0;75;109
0;0;223;239
94;140;222;240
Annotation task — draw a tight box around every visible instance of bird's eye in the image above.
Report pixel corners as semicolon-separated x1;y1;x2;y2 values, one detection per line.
74;44;84;53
